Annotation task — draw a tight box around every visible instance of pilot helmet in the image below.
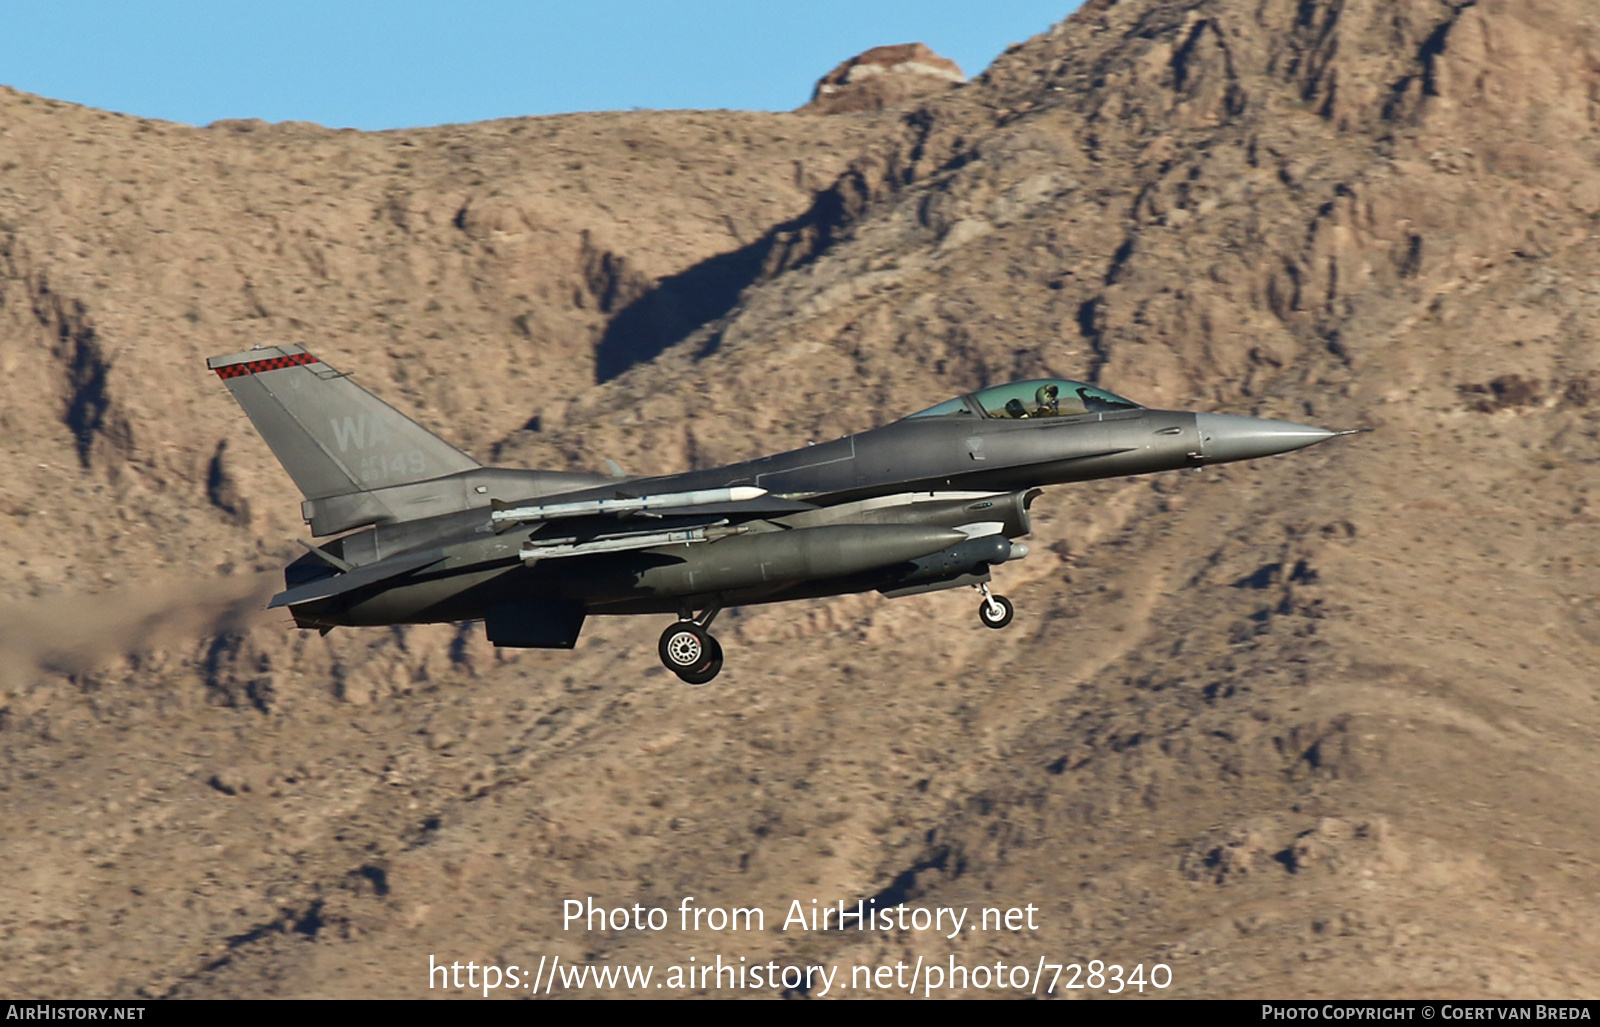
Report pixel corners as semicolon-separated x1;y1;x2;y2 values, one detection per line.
1035;383;1059;407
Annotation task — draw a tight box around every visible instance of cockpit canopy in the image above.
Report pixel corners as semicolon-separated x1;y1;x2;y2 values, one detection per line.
904;378;1142;420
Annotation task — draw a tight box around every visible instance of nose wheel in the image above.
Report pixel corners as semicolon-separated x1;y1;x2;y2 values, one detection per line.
975;582;1014;629
659;608;725;684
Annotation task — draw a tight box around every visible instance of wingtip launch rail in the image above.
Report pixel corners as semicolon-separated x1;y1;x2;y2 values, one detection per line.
489;486;770;527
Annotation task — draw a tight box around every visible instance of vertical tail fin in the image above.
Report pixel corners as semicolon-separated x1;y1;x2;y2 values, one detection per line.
207;345;478;500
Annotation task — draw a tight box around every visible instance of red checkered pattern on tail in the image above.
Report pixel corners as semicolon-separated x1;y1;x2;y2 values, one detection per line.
214;352;320;379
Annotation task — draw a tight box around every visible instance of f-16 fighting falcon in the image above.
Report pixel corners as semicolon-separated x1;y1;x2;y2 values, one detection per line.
209;345;1360;684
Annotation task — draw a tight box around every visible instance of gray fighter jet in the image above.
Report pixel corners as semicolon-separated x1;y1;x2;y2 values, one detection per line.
209;345;1358;684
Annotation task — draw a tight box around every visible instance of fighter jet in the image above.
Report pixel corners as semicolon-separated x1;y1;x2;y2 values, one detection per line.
208;345;1358;684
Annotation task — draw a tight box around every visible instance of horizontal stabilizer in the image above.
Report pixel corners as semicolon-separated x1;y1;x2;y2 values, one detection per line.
269;549;444;608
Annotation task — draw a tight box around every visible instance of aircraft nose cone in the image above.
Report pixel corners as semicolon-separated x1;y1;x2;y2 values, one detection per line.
1195;413;1337;465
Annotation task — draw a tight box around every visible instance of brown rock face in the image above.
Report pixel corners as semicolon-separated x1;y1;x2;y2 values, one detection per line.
4;0;1600;1000
800;42;965;114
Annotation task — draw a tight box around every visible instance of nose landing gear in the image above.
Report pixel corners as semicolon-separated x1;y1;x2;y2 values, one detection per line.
975;581;1014;629
659;605;724;684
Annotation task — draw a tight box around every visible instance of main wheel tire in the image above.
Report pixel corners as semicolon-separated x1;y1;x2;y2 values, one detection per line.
659;622;711;671
676;637;724;685
978;594;1015;629
677;657;723;686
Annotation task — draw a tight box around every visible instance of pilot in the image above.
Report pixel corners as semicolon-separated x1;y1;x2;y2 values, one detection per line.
1035;383;1060;417
1004;398;1030;419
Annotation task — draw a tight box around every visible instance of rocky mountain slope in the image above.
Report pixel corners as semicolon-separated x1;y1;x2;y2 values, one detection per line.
2;0;1599;998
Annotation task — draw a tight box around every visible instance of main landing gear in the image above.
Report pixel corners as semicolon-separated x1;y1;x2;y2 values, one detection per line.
659;605;724;685
975;581;1014;629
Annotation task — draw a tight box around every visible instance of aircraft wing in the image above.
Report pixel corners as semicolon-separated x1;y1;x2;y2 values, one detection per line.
269;549;445;608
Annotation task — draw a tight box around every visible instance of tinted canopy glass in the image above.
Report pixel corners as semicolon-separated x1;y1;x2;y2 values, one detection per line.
972;379;1141;419
903;396;975;419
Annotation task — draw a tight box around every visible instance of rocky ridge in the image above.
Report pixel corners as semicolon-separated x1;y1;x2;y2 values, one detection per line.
800;43;967;115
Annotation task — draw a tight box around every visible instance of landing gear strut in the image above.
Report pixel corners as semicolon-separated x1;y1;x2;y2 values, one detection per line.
975;582;1014;629
659;605;724;684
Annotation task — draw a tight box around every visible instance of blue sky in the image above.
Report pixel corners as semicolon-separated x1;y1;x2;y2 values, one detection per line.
0;2;1083;130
